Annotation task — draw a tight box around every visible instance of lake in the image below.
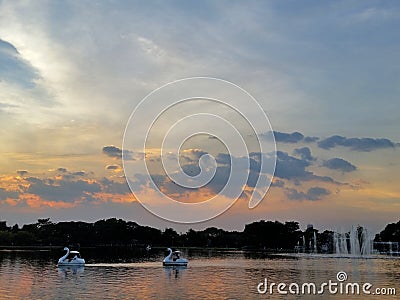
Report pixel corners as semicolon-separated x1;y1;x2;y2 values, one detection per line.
0;248;398;299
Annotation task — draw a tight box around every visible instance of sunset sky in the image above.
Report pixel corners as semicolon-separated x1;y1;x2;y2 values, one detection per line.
0;1;399;234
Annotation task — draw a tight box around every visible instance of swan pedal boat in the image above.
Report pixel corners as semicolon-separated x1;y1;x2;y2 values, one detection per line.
58;247;85;266
163;248;188;266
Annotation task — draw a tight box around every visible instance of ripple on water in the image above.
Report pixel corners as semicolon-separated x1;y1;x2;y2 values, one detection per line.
0;251;398;299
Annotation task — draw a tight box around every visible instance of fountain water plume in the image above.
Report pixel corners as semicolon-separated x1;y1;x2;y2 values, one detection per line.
313;232;317;253
350;226;361;256
334;226;373;256
334;231;347;255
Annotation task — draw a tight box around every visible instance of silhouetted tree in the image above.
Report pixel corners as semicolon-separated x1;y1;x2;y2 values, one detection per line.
375;221;400;242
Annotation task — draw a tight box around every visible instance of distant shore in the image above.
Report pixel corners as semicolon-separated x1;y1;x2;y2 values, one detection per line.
0;245;288;253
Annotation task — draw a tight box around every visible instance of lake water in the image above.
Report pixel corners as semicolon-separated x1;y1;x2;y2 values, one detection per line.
0;249;398;299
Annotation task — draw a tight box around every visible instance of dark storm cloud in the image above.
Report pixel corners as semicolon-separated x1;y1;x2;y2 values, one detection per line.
286;187;330;201
323;158;357;172
318;135;396;151
293;147;315;161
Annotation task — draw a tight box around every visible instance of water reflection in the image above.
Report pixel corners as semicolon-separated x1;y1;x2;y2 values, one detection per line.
163;265;187;279
0;250;398;299
58;265;85;277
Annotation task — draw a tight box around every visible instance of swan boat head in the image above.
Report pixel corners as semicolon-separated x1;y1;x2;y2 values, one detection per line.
163;248;188;266
58;247;85;266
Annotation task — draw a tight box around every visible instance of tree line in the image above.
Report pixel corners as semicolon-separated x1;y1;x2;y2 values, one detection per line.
0;218;398;251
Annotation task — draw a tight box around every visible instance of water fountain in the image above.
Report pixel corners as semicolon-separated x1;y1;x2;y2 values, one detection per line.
313;232;317;253
334;226;373;256
334;231;349;254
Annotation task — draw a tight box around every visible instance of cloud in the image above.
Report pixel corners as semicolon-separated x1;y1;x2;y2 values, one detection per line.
261;131;397;153
323;158;357;173
0;38;39;88
126;150;264;199
293;147;315;161
0;188;19;200
0;173;136;208
181;149;209;163
102;145;136;160
214;152;272;191
72;171;85;176
351;7;398;23
275;151;311;180
57;167;68;173
286;187;330;201
100;178;130;194
304;136;319;143
261;131;320;144
271;179;285;187
16;170;28;176
125;148;338;202
181;163;201;176
273;131;304;143
215;153;231;165
102;145;123;158
0;38;19;54
105;164;121;170
26;178;101;202
318;135;396;151
0;102;18;112
274;151;338;184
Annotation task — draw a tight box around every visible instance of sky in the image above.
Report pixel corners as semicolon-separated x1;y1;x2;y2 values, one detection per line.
0;0;399;234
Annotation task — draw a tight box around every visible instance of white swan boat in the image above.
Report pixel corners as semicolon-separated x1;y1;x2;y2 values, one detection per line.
58;247;85;266
163;248;188;266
